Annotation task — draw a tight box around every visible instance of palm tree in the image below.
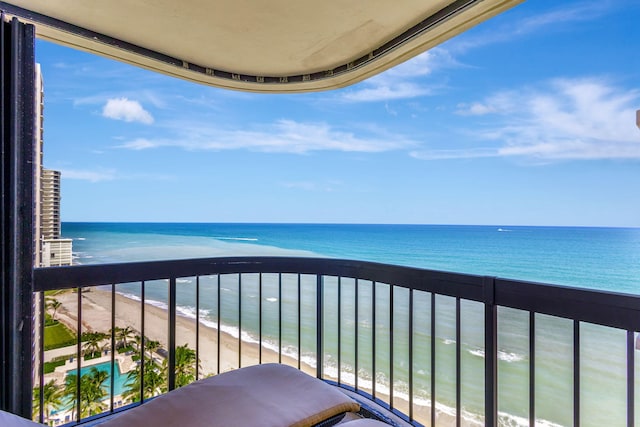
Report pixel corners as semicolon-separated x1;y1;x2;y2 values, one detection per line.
122;355;167;403
81;368;108;417
63;368;109;420
63;374;79;420
45;298;62;321
173;344;198;388
82;331;108;358
33;380;63;425
113;326;135;350
144;338;160;356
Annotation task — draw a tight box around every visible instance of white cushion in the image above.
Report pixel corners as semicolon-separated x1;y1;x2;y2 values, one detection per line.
102;363;359;427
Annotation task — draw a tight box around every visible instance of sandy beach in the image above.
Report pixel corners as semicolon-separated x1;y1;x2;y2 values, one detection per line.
47;288;474;426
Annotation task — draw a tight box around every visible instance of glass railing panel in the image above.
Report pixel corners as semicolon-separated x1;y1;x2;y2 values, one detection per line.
113;282;142;408
339;277;356;388
142;279;169;399
460;299;484;426
580;323;626;427
299;274;318;377
219;274;240;371
411;290;431;426
174;276;198;388
356;279;373;397
321;276;339;382
239;273;259;368
257;273;279;365
535;314;573;427
391;286;410;417
434;294;456;425
197;275;219;377
37;288;80;425
280;273;300;370
497;306;529;426
83;284;114;415
374;282;391;406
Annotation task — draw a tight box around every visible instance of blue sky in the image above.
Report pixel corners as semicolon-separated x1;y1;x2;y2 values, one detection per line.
36;0;640;226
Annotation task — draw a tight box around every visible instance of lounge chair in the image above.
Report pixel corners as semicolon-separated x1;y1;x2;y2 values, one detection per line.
8;364;390;427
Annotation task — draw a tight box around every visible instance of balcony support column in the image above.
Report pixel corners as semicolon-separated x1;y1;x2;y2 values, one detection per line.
0;13;36;418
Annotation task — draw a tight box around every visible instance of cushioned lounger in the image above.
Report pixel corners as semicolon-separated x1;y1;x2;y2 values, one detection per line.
100;363;360;427
0;410;43;427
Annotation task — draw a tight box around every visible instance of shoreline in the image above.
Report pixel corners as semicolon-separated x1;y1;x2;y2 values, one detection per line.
49;288;484;426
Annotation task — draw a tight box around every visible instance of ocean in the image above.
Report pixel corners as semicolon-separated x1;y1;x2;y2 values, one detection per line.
62;223;640;427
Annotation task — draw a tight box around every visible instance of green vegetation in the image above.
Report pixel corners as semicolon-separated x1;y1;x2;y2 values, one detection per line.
33;380;63;425
116;345;134;354
43;322;76;351
43;359;66;374
173;344;198;388
64;367;109;419
123;341;199;402
81;331;109;359
36;324;202;423
45;297;62;321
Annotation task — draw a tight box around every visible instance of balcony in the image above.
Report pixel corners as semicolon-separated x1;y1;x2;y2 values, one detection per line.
33;257;640;427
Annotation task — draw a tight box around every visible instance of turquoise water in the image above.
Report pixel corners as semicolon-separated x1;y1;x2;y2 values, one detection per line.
52;361;128;416
61;223;640;426
66;361;128;397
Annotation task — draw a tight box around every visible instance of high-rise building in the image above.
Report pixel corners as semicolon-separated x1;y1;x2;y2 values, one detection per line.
40;168;61;240
32;64;72;268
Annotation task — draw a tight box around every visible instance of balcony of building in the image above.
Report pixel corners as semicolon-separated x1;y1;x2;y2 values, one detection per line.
30;257;640;427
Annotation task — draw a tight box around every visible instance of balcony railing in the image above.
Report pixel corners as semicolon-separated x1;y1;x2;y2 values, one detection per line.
33;257;640;427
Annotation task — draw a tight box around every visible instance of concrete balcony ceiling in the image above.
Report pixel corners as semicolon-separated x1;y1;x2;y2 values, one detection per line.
2;0;522;93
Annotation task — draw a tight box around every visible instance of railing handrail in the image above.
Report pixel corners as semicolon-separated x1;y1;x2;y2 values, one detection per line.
34;256;640;331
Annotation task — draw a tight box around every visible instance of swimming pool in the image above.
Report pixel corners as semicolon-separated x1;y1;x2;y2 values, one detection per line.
65;360;130;398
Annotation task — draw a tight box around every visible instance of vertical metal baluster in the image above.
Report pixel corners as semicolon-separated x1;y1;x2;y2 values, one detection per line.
216;275;221;375
297;274;301;371
196;276;200;381
431;293;436;427
76;287;82;421
574;320;580;427
316;275;323;379
141;281;146;402
530;312;536;427
338;276;342;385
456;297;461;427
409;289;414;422
627;330;635;427
390;285;394;410
168;278;177;391
259;273;263;365
110;284;116;411
355;279;359;392
372;282;377;400
238;274;242;368
279;273;282;364
484;277;497;427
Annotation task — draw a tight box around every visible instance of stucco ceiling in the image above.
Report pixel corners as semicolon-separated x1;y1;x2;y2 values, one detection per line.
1;0;523;93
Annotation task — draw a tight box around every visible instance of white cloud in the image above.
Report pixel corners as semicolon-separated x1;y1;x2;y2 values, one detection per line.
61;168;117;182
413;78;640;161
336;48;457;102
101;98;154;124
60;168;175;182
116;119;416;154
